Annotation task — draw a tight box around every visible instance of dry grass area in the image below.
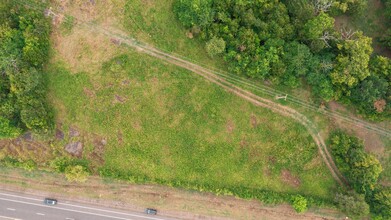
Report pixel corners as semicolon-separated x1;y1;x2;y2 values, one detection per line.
0;167;344;220
51;25;123;73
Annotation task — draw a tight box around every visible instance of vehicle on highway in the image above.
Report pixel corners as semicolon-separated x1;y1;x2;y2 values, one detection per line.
44;198;57;205
145;208;157;215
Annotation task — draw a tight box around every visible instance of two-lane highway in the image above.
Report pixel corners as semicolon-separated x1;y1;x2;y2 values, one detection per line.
0;191;175;220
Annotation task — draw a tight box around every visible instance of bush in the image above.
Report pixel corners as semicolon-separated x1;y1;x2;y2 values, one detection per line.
173;0;214;28
291;195;308;213
50;157;90;173
329;131;382;194
65;165;89;183
0;156;36;171
0;117;21;138
205;37;225;57
335;191;370;218
369;187;391;219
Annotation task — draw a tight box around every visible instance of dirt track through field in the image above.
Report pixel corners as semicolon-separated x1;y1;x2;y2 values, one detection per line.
86;25;347;186
14;0;377;187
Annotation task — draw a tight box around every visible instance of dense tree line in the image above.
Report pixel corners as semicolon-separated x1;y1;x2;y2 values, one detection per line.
329;131;390;219
381;0;391;49
0;0;53;137
173;0;391;120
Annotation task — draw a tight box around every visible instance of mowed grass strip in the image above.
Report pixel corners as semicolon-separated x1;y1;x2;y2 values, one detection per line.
47;51;336;200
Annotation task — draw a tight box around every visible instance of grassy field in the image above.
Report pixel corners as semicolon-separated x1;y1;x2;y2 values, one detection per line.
47;46;336;200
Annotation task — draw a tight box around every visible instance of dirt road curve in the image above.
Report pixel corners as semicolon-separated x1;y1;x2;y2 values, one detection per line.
90;25;347;186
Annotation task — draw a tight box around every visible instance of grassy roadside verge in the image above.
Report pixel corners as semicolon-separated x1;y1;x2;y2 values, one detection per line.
0;166;344;220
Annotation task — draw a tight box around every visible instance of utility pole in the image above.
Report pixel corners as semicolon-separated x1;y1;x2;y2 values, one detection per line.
275;94;288;101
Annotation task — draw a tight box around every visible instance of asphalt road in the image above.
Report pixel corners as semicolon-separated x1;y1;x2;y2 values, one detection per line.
0;191;175;220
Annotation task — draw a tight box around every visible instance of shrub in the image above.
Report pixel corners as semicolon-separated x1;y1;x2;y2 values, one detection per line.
369;187;391;219
291;195;308;213
173;0;214;28
65;165;89;183
50;157;72;172
334;191;370;218
0;117;21;138
50;157;90;173
205;37;225;57
18;159;37;171
329;131;382;194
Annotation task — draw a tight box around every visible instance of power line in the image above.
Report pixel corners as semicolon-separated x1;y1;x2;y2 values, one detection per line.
12;0;353;185
13;0;391;139
115;1;391;138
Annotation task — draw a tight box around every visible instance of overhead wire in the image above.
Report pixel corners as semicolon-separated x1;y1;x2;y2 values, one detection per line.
14;0;391;138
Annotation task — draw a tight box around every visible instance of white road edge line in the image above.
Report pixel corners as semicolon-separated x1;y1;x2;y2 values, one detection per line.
0;197;134;220
65;218;75;220
0;215;21;220
0;193;41;202
0;192;166;220
36;213;45;216
6;208;15;211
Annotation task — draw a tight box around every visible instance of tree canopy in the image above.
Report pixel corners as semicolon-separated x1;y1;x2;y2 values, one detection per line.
0;0;53;137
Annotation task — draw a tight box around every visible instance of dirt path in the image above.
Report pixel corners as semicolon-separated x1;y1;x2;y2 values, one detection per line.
85;25;346;186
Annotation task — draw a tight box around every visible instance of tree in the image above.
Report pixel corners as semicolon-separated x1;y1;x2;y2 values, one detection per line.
334;191;370;218
302;12;335;51
173;0;214;28
350;75;389;115
0;2;53;137
347;150;382;193
307;70;335;101
329;131;383;194
291;195;307;213
205;37;225;57
65;165;89;183
313;0;334;14
330;32;373;97
282;41;315;87
333;0;368;15
303;12;335;40
369;187;391;219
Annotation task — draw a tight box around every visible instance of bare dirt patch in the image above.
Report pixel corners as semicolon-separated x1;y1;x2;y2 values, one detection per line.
69;127;80;137
250;113;257;128
226;119;235;134
83;87;96;98
113;94;127;103
239;139;248;149
56;129;65;140
65;142;83;157
117;130;123;145
281;170;301;188
90;135;106;165
132;121;142;131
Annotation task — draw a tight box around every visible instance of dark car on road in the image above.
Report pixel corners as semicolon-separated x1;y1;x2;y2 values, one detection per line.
145;208;157;215
44;198;57;205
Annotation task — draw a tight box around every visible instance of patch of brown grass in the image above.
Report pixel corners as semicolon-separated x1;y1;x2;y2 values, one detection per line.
52;26;121;73
281;170;301;188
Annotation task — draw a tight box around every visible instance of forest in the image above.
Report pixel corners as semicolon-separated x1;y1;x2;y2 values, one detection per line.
174;0;391;120
0;1;53;137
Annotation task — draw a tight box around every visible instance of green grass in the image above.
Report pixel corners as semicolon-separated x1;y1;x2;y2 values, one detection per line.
122;0;227;71
47;51;336;201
